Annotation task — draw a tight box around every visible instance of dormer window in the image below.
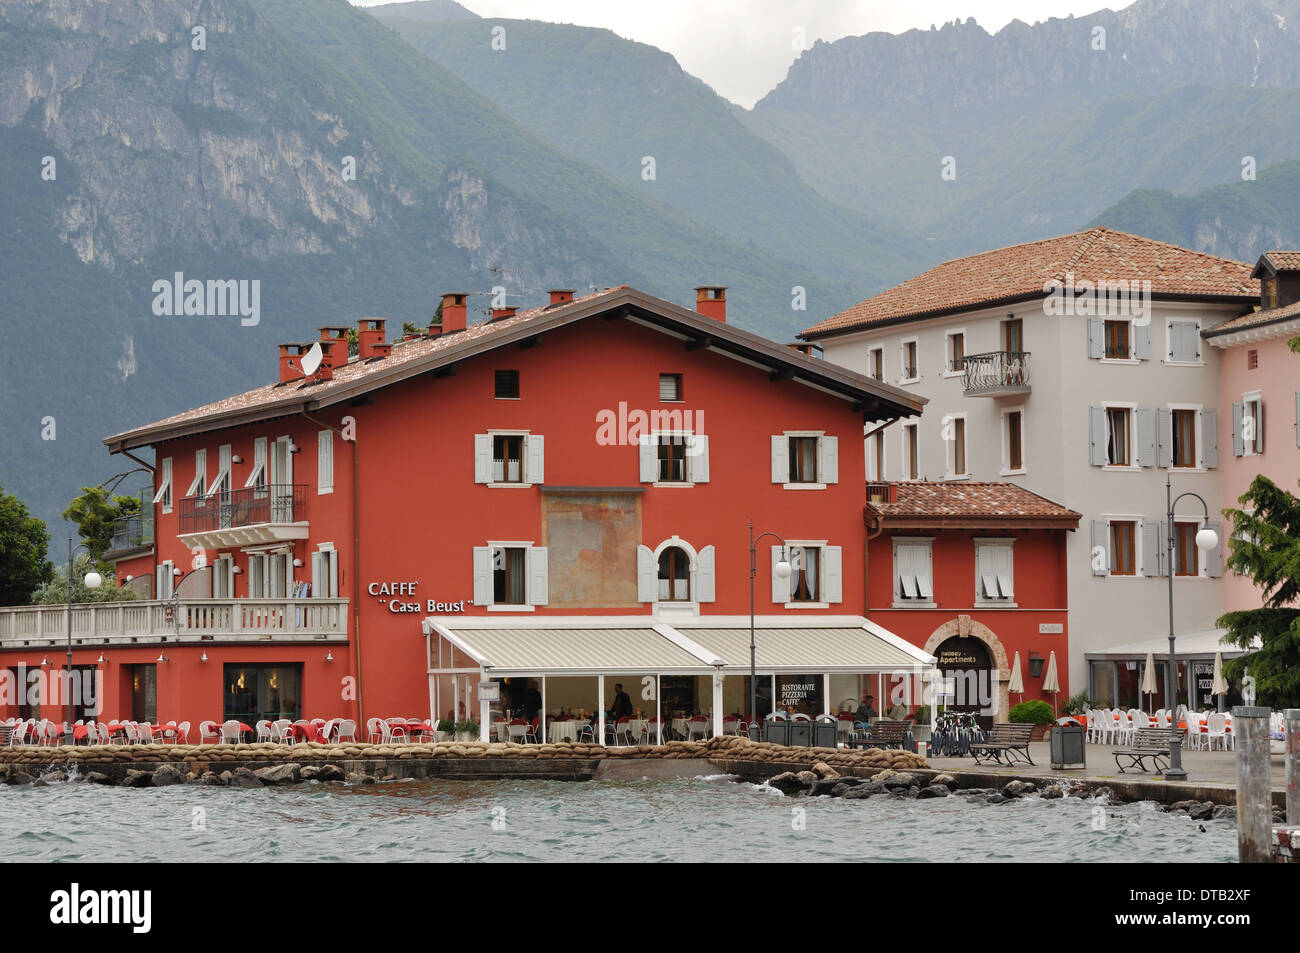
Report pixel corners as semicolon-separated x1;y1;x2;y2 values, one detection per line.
1262;276;1278;310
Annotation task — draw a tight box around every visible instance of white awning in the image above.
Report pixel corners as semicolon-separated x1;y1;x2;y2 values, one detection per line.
674;616;935;673
1084;628;1258;660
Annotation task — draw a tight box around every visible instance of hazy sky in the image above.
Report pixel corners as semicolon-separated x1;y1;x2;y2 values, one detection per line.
353;0;1117;107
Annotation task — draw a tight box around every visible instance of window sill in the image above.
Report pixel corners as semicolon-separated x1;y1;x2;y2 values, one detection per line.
1099;357;1140;365
1168;466;1207;474
784;601;830;610
486;482;534;489
945;473;970;481
782;482;827;491
1102;465;1140;472
486;604;536;612
974;600;1018;609
1163;361;1204;368
941;370;963;379
652;481;695;489
653;601;700;615
898;377;921;386
891;601;937;609
1105;573;1141;580
999;467;1027;477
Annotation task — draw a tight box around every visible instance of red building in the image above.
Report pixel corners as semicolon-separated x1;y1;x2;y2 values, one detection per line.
3;286;947;740
864;481;1081;722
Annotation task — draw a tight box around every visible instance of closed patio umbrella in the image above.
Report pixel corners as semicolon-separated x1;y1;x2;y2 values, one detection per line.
1211;651;1228;713
1140;651;1158;706
1008;651;1024;703
1042;650;1060;715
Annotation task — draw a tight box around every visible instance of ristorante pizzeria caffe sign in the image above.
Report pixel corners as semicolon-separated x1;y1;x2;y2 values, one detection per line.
367;581;466;614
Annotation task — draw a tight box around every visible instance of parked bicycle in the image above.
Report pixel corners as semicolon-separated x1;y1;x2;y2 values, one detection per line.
929;710;986;757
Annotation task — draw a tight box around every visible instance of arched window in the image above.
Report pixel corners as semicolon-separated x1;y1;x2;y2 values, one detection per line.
658;547;690;601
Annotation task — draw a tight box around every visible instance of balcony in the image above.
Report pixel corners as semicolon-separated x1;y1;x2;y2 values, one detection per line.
961;350;1031;397
178;484;308;549
106;513;154;557
0;598;348;649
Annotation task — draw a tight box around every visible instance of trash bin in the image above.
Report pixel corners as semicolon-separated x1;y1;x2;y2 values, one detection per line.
763;715;789;746
1050;723;1086;770
813;715;838;749
788;719;812;747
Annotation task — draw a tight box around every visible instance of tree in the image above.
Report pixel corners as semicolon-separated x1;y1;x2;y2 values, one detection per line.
31;552;139;605
1217;474;1300;707
0;484;55;605
62;486;141;571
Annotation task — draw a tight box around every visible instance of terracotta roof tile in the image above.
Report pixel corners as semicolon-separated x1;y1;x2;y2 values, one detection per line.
1262;251;1300;271
800;227;1257;339
1203;299;1300;337
870;482;1081;524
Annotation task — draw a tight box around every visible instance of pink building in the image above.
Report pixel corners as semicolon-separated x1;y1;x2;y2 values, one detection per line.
1203;251;1300;611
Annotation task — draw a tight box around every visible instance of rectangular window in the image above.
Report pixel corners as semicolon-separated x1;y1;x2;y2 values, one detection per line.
1104;320;1129;359
869;347;883;382
154;458;174;513
1174;522;1198;577
493;546;527;605
659;373;683;402
976;541;1014;601
1003;318;1024;354
1106;407;1131;465
494;369;520;399
185;449;207;498
904;424;918;480
870;431;884;481
1110;521;1136;575
1006;411;1023;471
1247;349;1258;370
1245;398;1263;455
788;436;818;483
129;664;157;724
1262;277;1278;310
492;434;524;483
950;416;967;476
790;545;821;603
947;332;965;373
223;664;302;725
1168;320;1202;363
318;431;334;494
1171;409;1197;468
245;437;268;498
894;541;933;602
902;341;918;380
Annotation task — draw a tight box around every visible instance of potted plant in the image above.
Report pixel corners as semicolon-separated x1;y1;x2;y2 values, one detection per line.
1008;700;1055;741
436;718;455;742
453;719;480;742
1061;691;1094;723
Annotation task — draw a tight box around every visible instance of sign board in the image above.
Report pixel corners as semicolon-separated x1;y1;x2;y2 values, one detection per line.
477;682;500;702
933;677;956;699
778;681;817;706
1193;662;1214;697
937;649;980;666
1039;623;1063;634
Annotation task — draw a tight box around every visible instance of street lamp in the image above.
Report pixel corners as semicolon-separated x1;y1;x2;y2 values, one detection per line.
749;520;791;731
65;536;103;742
1163;473;1218;781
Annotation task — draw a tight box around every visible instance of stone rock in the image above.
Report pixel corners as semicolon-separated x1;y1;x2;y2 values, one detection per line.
1089;785;1112;801
767;772;808;796
344;772;376;785
315;764;346;782
1212;805;1234;821
230;767;264;788
917;785;949;799
929;773;956;789
218;771;235;785
83;771;113;785
811;760;840;780
122;769;152;788
843;788;877;800
807;779;840;797
986;793;1008;804
198;772;226;786
299;766;321;781
795;771;818;786
1186;801;1215;820
882;772;916;790
1041;784;1064;800
873;769;897;782
151;765;186;787
1169;799;1197;813
42;769;68;784
906;785;920;798
5;769;34;786
1002;780;1034;798
253;764;301;785
830;782;853;798
834;776;866;787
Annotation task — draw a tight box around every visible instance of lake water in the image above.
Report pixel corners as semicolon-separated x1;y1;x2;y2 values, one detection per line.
0;773;1237;862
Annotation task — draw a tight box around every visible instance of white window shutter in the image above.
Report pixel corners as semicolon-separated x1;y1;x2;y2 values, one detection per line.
823;546;842;603
637;545;656;603
318;431;333;494
311;552;323;599
249;556;262;598
472;547;493;606
771;545;791;603
1202;410;1218;468
474;434;491;483
154;458;173;507
995;544;1013;599
1088;407;1107;466
688;434;709;483
1141;521;1163;577
1156;409;1172;468
696;545;716;603
771;435;788;483
819;436;838;484
1091;521;1108;575
915;546;933;599
1087;319;1103;359
526;434;544;485
638;435;656;483
1232;402;1244;457
1134;322;1150;360
1136;408;1156;467
1206;523;1223;577
527;547;548;605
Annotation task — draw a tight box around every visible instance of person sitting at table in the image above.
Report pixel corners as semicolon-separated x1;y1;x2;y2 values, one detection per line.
886;700;908;721
856;696;878;725
608;683;633;721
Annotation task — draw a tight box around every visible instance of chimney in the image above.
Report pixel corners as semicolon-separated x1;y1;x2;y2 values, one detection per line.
318;326;350;369
547;289;575;306
491;306;517;321
786;342;815;357
695;286;726;322
278;343;311;383
439;293;468;334
357;318;390;359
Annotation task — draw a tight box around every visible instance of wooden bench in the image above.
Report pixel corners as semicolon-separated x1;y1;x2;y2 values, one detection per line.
1114;728;1180;773
969;723;1035;765
848;719;909;750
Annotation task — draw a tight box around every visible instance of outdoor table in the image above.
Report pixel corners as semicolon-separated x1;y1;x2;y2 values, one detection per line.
493;720;509;742
670;718;691;739
548;720;581;743
288;724;325;743
73;724;92;742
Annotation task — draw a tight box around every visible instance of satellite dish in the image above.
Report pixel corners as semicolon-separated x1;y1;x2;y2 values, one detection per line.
301;341;323;376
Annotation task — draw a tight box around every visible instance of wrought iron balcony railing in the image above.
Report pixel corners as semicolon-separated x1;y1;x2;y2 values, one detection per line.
961;350;1031;396
179;484;306;535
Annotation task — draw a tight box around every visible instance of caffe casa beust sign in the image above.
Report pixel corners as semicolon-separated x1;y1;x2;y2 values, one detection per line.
366;581;466;614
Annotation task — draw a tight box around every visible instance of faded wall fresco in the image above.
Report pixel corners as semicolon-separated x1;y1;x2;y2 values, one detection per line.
543;493;641;607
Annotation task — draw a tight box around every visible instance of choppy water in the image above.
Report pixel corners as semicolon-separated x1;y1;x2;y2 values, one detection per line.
0;772;1237;862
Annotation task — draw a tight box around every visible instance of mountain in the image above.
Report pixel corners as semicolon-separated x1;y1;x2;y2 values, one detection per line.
369;11;940;287
1090;159;1300;259
0;0;888;540
366;0;477;21
743;0;1300;250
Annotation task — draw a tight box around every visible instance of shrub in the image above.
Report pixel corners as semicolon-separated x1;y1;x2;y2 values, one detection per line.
912;705;931;725
1062;691;1095;715
1008;700;1055;724
453;719;480;736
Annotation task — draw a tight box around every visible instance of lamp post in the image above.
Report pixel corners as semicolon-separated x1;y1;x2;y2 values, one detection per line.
65;537;103;742
749;520;792;730
1163;473;1219;781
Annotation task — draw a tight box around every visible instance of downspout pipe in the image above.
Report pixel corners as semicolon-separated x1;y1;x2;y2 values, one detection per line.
299;406;364;730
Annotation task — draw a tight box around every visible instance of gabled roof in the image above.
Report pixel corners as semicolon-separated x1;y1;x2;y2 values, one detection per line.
866;482;1081;531
800;227;1258;340
1251;251;1300;277
105;286;925;452
1202;299;1300;340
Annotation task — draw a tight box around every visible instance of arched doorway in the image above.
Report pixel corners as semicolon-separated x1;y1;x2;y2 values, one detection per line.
933;635;993;726
923;616;1010;723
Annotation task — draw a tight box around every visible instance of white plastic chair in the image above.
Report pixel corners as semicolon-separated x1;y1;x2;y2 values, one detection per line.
221;720;242;744
335;719;357;743
123;723;139;745
1207;712;1228;751
199;721;220;744
1114;711;1133;745
136;724;155;744
97;723;110;744
1095;709;1116;744
174;721;191;744
1155;710;1170;730
274;719;294;744
255;720;272;742
366;718;384;744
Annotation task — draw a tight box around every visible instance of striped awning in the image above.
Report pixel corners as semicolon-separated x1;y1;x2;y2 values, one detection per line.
674;619;934;673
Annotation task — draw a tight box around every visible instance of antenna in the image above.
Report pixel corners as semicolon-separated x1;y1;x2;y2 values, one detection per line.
301;341;323;376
